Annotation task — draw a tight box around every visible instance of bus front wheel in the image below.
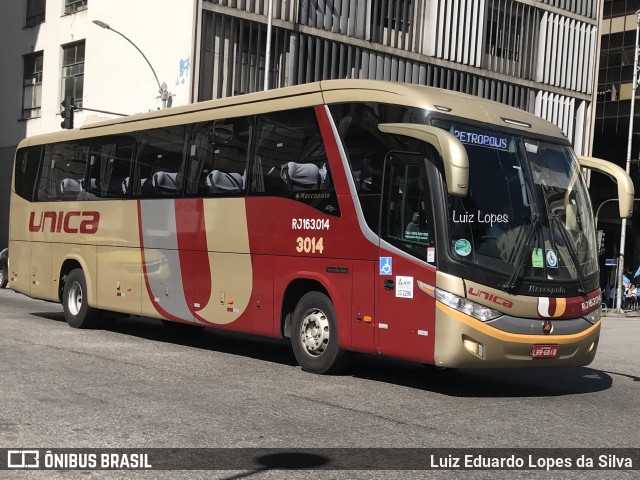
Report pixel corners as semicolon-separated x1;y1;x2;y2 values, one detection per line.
291;292;349;374
62;269;102;329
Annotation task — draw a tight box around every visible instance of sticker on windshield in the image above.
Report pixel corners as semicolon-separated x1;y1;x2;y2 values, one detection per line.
532;248;543;268
546;249;558;268
454;239;472;257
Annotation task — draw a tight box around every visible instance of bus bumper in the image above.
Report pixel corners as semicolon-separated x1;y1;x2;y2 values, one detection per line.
433;304;600;368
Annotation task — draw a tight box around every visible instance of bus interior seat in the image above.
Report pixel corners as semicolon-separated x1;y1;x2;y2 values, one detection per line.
352;169;362;190
206;170;244;193
319;163;330;188
405;212;420;235
60;178;82;194
152;171;179;194
281;162;320;191
122;177;148;196
81;178;97;191
360;152;382;192
60;178;98;200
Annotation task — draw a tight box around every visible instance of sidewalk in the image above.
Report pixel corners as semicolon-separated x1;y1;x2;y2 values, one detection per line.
602;307;640;318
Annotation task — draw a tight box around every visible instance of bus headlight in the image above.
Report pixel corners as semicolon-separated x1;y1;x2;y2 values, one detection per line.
435;288;502;322
583;305;602;324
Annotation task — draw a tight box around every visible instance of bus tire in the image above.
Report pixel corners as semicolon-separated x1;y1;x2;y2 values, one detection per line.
0;268;7;289
291;291;349;374
62;268;102;329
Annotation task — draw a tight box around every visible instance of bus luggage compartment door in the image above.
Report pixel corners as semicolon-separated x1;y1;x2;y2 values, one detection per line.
351;260;376;354
376;151;436;363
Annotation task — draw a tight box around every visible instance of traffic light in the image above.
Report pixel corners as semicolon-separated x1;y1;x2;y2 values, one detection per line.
60;96;74;129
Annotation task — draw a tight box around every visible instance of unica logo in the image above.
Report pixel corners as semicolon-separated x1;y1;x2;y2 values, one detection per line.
28;211;100;234
468;287;514;308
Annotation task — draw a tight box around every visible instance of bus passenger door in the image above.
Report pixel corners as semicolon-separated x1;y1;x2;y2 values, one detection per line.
376;152;437;364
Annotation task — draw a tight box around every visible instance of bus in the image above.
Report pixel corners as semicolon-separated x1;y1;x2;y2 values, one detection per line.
9;80;633;374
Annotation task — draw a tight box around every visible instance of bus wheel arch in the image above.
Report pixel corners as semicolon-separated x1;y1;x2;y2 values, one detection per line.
280;279;329;339
61;266;102;329
283;282;350;374
59;259;83;302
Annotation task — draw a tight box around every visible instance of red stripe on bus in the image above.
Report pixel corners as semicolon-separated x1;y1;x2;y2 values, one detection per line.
137;200;184;322
174;199;212;316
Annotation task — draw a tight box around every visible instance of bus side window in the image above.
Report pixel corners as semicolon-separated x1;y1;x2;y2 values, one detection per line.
185;130;213;196
251;108;339;215
187;117;251;197
134;126;187;199
87;135;134;199
37;142;89;201
14;146;42;202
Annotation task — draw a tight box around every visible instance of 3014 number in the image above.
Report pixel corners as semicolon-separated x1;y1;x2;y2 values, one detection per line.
296;237;324;254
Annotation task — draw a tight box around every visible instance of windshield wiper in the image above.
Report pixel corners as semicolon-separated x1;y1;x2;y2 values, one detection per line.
502;214;541;293
549;215;587;294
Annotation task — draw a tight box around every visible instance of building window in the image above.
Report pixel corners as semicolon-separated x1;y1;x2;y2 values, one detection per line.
64;0;87;15
22;51;43;119
26;0;45;27
484;4;522;62
370;0;412;44
61;41;85;108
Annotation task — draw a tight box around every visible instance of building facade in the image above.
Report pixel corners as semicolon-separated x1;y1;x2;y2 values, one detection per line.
0;0;198;246
0;0;603;247
197;0;601;155
593;0;639;281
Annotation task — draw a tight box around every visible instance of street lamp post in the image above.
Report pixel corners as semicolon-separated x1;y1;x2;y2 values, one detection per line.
92;20;172;109
614;10;640;313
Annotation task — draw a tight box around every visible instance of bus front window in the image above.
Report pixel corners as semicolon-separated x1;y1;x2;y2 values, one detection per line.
526;141;598;283
440;122;534;275
435;120;597;287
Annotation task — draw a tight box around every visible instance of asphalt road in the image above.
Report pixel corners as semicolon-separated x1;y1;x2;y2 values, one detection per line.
0;287;638;480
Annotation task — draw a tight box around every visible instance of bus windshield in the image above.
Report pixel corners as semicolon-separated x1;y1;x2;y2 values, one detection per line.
434;120;597;284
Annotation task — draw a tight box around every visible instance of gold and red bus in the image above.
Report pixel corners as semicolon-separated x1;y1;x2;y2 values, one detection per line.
9;80;633;373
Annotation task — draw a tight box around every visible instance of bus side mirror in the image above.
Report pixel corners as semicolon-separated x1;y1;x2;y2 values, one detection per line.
577;155;634;218
378;123;469;196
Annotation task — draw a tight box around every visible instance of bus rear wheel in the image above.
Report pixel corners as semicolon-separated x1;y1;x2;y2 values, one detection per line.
291;292;349;374
62;268;102;329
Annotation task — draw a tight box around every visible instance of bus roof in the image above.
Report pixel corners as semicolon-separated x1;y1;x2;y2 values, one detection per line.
19;80;567;148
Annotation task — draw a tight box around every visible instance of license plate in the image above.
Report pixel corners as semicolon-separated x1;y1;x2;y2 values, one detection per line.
531;344;558;358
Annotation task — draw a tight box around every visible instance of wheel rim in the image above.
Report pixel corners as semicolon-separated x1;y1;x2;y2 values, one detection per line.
0;270;4;285
299;307;330;357
68;281;83;316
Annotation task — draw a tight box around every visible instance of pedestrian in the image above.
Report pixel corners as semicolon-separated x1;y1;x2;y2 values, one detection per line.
625;286;634;310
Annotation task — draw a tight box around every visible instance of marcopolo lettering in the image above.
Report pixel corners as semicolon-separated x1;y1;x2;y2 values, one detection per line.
28;211;100;234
